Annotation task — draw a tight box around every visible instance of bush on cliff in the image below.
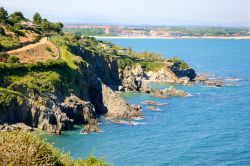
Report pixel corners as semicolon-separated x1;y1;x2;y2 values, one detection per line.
0;130;110;166
167;56;189;69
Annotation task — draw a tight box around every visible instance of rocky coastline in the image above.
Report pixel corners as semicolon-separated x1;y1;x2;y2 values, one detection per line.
0;33;231;135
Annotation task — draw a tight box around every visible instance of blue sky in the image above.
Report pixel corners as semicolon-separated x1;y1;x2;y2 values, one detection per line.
1;0;250;26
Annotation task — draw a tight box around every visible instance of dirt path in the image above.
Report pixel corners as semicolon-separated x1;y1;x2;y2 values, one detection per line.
7;37;60;63
7;37;49;54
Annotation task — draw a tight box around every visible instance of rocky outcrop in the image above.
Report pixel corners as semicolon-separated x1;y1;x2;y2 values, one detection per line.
195;74;223;87
144;67;194;86
162;86;190;97
60;96;96;124
0;123;33;132
150;89;168;99
31;104;73;134
120;64;144;91
101;84;143;118
170;63;196;80
146;67;179;83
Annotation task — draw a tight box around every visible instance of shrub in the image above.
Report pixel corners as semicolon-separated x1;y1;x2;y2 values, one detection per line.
0;53;9;62
167;56;189;69
139;61;166;71
132;51;163;61
7;55;20;63
0;60;67;75
117;57;135;68
45;46;53;53
0;130;111;166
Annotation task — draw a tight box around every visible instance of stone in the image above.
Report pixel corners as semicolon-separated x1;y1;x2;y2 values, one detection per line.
162;86;190;97
150;90;168;99
101;84;143;118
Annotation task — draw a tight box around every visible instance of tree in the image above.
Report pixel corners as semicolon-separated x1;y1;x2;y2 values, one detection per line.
33;12;42;24
41;19;50;32
53;22;63;33
0;7;8;23
9;11;24;22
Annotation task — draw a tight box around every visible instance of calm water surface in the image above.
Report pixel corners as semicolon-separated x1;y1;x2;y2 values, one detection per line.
42;39;250;166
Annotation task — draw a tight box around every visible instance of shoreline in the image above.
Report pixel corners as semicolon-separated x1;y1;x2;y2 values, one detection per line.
94;36;250;40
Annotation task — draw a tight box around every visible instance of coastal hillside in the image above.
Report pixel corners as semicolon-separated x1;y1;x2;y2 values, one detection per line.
0;7;197;135
0;130;110;166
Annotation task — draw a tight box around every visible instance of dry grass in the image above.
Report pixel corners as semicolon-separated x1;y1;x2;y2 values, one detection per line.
19;30;38;44
7;38;59;63
0;130;111;166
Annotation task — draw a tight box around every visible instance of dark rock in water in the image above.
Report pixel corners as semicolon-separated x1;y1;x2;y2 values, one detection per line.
80;119;101;134
150;90;168;99
195;73;223;87
203;80;223;87
170;63;196;80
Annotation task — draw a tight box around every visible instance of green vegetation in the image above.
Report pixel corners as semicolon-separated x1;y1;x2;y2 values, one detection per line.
139;61;166;71
117;57;135;68
9;71;61;93
0;130;110;166
0;7;8;23
7;55;20;63
64;27;116;37
167;26;250;36
33;12;42;25
167;56;189;69
0;60;67;75
45;46;53;53
131;51;163;61
0;88;25;114
0;7;64;51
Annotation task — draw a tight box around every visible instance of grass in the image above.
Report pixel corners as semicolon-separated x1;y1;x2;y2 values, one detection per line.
0;35;19;50
60;46;79;70
138;61;166;71
8;71;61;94
167;56;190;69
0;130;111;166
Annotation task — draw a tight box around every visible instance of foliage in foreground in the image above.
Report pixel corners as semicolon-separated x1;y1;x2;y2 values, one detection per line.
0;130;111;166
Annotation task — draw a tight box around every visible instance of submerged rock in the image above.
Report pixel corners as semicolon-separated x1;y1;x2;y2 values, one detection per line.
141;100;160;105
146;106;160;112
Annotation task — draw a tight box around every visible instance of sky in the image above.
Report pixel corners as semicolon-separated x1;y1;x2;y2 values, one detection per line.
1;0;250;27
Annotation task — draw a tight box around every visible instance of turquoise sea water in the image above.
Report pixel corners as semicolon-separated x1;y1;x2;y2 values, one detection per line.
42;39;250;166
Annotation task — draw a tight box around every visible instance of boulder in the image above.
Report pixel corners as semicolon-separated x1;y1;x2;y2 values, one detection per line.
0;123;33;132
146;106;160;112
162;86;190;97
31;105;73;134
150;90;168;99
121;64;144;91
101;84;143;118
60;95;96;124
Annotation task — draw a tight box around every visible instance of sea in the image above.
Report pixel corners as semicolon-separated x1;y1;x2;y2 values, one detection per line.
41;39;250;166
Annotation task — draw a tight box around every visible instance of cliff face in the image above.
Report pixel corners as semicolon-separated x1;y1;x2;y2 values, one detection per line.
0;35;197;134
0;55;143;134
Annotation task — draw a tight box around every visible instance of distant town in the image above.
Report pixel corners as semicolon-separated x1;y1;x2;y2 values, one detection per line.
63;24;250;38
